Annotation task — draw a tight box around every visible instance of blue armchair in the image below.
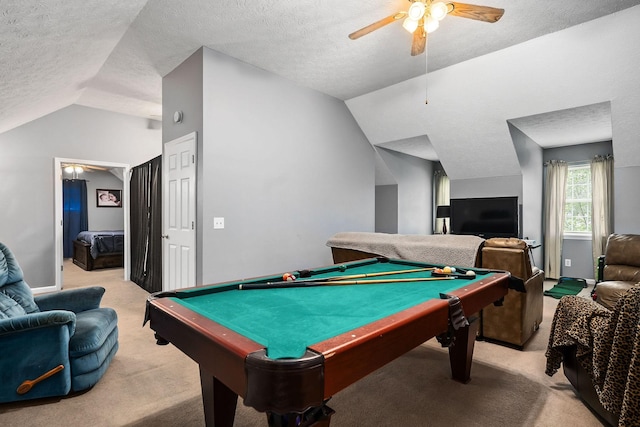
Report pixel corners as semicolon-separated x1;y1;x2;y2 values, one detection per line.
0;242;118;402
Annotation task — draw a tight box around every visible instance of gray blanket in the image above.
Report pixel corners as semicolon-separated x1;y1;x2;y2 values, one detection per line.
326;232;485;267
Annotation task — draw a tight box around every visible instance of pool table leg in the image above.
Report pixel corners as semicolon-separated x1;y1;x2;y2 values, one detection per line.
200;367;238;427
448;315;480;383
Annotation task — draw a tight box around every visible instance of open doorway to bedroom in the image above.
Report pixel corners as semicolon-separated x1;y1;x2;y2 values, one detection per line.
54;157;131;291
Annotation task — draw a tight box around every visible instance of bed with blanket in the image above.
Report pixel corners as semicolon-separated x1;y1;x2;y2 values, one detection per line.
72;230;124;271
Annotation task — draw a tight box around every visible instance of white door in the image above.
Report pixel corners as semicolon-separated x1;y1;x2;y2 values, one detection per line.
163;132;197;291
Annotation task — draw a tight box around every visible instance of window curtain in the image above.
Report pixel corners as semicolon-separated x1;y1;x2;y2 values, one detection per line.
544;160;568;279
63;179;88;258
435;171;450;234
591;155;614;272
130;156;162;293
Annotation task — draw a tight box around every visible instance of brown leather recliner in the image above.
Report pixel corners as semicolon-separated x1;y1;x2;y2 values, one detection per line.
562;234;640;426
595;233;640;310
561;347;619;426
479;237;545;348
550;235;640;426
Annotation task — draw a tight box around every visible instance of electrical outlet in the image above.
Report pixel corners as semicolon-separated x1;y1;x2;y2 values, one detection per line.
213;217;224;229
564;259;571;267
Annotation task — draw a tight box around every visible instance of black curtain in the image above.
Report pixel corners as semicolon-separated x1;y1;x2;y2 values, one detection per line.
130;156;162;293
63;179;88;258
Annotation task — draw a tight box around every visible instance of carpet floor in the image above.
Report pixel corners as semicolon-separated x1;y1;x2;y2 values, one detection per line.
0;261;606;427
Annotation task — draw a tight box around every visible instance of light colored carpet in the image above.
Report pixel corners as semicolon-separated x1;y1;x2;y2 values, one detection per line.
0;261;604;426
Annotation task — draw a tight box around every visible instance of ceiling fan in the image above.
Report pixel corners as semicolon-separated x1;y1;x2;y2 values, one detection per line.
349;1;504;56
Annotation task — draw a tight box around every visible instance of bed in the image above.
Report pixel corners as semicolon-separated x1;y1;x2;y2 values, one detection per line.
72;230;124;271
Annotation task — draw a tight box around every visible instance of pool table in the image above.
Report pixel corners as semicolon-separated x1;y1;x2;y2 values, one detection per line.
145;257;509;427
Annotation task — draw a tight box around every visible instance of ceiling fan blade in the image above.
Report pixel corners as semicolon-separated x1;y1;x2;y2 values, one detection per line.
410;25;426;56
448;2;504;23
86;165;110;171
348;12;407;40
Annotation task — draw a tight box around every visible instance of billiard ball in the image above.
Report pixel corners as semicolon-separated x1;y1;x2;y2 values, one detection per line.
465;270;476;277
338;265;347;272
282;272;296;281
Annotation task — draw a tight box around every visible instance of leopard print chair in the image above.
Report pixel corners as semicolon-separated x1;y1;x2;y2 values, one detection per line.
546;285;640;426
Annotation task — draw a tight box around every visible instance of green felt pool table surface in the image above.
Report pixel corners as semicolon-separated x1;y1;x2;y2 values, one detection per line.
146;257;510;427
171;259;479;359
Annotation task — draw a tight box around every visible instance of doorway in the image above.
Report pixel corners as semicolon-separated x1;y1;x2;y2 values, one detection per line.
54;157;131;291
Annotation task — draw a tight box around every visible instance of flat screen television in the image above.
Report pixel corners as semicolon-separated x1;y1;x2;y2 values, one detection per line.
450;196;519;238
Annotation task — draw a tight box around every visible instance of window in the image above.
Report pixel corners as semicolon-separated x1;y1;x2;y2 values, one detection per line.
564;164;591;234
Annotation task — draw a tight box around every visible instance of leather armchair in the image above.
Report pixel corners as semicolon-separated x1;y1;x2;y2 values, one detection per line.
0;242;119;403
547;235;640;425
594;233;640;310
479;237;545;348
560;346;619;426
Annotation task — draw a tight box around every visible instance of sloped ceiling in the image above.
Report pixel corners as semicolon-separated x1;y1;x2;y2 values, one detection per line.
509;102;612;148
2;1;638;162
346;8;640;180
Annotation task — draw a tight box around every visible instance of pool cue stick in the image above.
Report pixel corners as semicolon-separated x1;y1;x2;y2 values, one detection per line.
323;277;454;285
320;267;435;282
239;276;454;290
283;267;436;286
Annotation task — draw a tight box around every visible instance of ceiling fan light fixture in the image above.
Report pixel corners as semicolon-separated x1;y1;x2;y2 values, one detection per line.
64;165;84;176
430;2;449;20
424;15;440;33
402;17;419;33
407;2;426;20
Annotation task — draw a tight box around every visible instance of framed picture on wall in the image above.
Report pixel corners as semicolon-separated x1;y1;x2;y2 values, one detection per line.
97;189;122;207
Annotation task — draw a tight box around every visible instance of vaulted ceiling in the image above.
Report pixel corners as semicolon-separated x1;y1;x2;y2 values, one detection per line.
2;1;638;151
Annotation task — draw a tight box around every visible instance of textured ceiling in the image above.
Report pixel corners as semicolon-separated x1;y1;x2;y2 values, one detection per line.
2;0;639;148
509;102;613;149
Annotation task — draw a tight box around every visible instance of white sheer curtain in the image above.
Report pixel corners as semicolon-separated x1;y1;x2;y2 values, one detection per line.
435;171;450;234
591;155;614;271
544;160;568;279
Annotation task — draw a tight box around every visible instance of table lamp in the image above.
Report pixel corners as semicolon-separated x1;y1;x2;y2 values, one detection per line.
436;205;451;234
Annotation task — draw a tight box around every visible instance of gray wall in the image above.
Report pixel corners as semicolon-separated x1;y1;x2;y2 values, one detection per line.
162;48;205;284
163;47;375;284
510;123;545;264
79;170;125;231
561;238;596;280
376;148;433;235
615;166;640;235
450;175;523;200
0;105;161;287
375;185;398;234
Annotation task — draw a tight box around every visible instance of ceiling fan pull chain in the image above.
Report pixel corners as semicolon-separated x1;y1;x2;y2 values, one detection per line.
425;47;429;104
